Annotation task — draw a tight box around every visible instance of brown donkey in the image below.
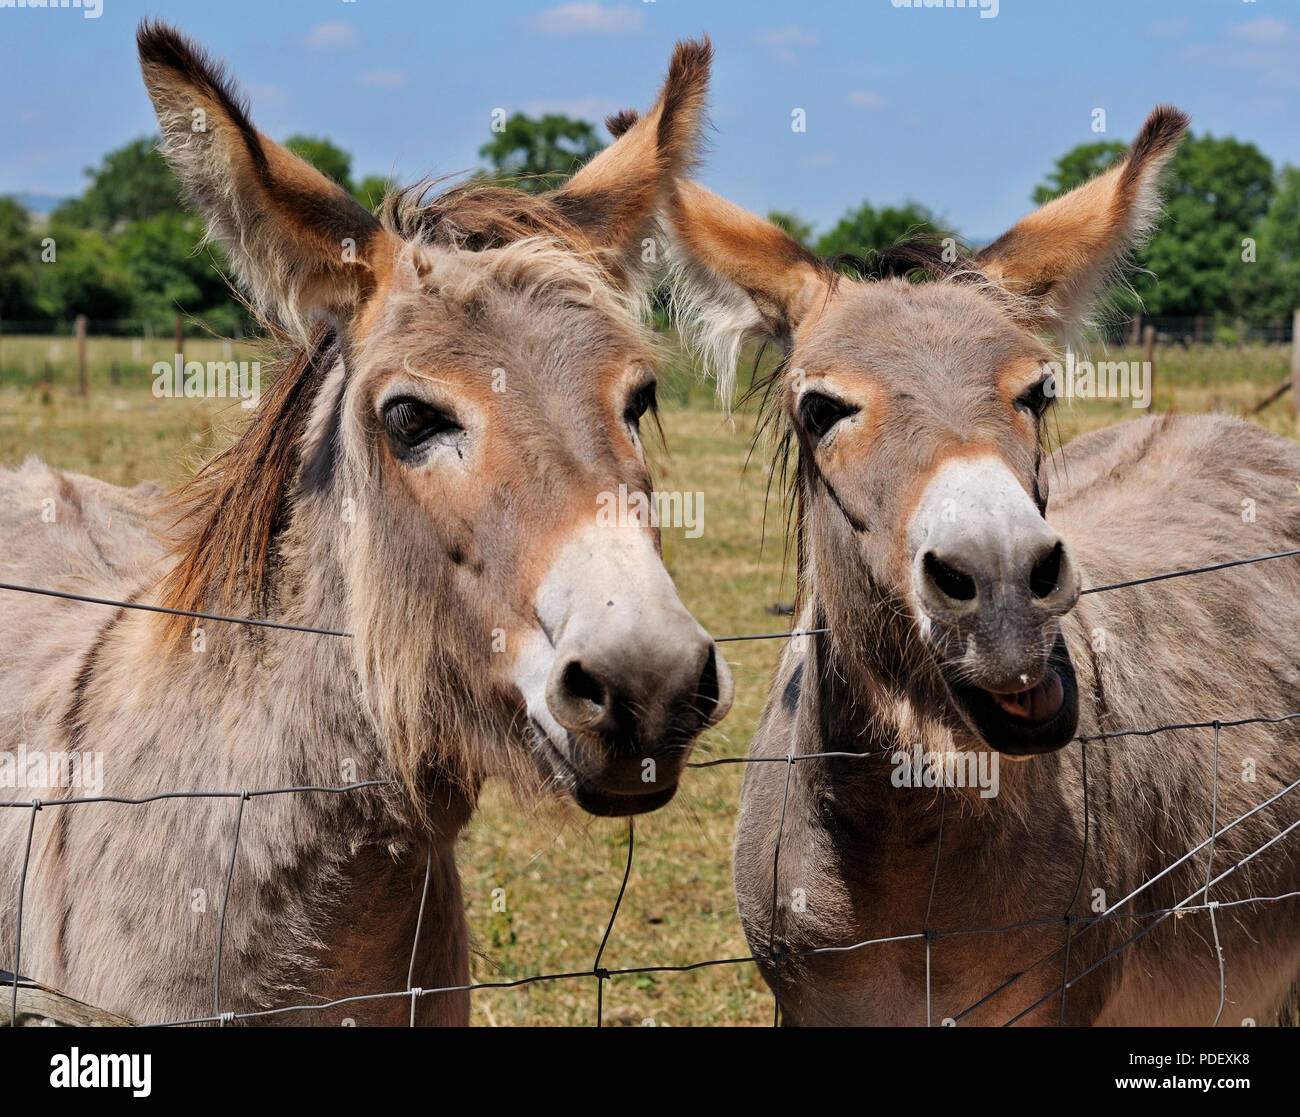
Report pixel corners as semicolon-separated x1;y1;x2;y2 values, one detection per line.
663;108;1300;1024
0;24;730;1025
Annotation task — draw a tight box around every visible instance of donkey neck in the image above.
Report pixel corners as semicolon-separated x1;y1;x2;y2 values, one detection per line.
792;573;1005;839
60;446;480;1019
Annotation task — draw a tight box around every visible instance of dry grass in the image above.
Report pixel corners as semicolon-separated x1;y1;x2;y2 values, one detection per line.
2;330;1296;1025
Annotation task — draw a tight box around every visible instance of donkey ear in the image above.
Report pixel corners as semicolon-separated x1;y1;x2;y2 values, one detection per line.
137;21;397;339
549;37;712;286
976;106;1189;333
664;180;830;404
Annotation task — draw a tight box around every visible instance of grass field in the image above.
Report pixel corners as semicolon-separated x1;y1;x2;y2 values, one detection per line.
1;329;1297;1025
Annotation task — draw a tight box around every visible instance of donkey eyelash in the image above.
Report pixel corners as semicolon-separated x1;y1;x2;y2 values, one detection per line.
382;397;462;450
799;391;858;440
624;382;657;427
1014;378;1054;418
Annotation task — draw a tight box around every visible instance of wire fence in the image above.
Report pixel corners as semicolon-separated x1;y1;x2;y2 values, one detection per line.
4;546;1300;1027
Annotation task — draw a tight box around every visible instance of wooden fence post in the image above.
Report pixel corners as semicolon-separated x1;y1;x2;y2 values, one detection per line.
75;314;87;397
1142;324;1156;405
1291;309;1300;416
174;312;184;365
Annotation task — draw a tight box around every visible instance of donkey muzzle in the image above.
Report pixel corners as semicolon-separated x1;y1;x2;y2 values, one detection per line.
518;524;734;815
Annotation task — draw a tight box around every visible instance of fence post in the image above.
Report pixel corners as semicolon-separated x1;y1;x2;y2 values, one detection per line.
174;312;184;366
75;315;88;397
1291;309;1300;416
1142;325;1156;405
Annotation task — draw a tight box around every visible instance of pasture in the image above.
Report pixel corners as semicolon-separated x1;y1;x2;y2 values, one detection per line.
1;329;1296;1025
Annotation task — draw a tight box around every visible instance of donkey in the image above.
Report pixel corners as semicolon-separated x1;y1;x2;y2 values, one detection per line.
662;107;1300;1024
0;24;730;1026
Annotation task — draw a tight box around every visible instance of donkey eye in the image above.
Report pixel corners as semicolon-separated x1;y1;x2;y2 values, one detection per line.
799;392;856;440
1015;377;1054;418
382;397;461;448
624;382;657;427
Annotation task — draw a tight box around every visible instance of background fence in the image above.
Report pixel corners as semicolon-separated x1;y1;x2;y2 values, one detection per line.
4;545;1300;1027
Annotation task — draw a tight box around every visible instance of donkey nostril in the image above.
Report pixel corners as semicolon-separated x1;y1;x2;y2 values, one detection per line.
1030;542;1064;599
691;647;720;720
560;660;608;711
924;551;977;603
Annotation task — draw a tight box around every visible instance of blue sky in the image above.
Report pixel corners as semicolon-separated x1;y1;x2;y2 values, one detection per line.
2;0;1298;241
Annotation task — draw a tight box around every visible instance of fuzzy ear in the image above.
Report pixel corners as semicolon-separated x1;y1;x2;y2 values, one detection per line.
137;20;398;339
976;105;1189;333
548;37;712;286
663;179;831;404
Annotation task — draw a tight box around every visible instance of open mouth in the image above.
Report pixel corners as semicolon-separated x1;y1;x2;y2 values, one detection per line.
528;718;681;817
941;632;1079;755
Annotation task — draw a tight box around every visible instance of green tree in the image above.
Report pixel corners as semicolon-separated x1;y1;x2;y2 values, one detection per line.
284;135;354;191
0;197;38;320
113;212;232;321
478;114;604;193
813;201;945;259
352;173;394;212
1137;135;1274;316
1031;140;1126;204
1033;133;1275;318
767;211;814;248
33;224;135;321
52;137;181;231
1241;165;1300;322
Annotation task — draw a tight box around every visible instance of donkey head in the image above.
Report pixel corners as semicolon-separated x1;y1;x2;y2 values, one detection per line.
138;23;731;814
663;106;1187;755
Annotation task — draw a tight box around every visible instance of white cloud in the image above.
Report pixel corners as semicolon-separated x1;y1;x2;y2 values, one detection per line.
528;4;644;36
800;151;838;170
523;96;621;121
306;21;359;50
246;83;286;107
847;90;887;110
755;26;821;65
359;69;406;89
1230;18;1291;43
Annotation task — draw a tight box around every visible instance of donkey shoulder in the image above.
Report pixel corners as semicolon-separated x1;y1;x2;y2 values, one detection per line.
1053;412;1300;490
0;458;168;590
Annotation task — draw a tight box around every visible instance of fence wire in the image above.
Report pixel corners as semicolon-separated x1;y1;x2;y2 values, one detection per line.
4;546;1300;1027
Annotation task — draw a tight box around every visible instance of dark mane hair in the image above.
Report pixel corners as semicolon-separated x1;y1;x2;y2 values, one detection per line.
380;177;592;254
156;326;337;637
825;234;983;283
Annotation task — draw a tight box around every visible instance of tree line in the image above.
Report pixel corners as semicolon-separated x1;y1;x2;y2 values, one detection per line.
2;116;1298;333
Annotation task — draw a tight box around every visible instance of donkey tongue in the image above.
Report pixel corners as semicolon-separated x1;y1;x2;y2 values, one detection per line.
990;671;1064;722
